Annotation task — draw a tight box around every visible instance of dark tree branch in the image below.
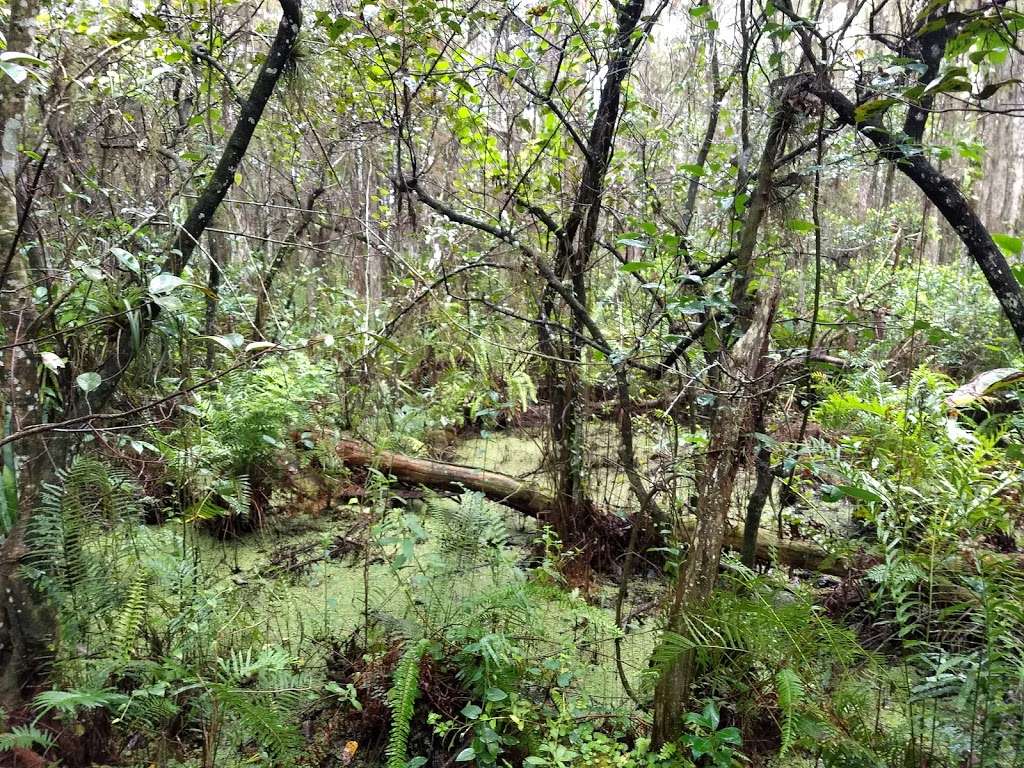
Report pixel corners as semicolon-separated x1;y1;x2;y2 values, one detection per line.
774;0;1024;348
69;0;303;418
798;75;1024;346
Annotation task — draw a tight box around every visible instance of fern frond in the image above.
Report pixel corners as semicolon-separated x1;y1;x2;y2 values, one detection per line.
217;646;293;683
776;667;804;757
113;569;149;657
425;492;508;567
32;688;127;719
386;638;430;768
27;456;142;645
211;684;302;760
0;724;56;752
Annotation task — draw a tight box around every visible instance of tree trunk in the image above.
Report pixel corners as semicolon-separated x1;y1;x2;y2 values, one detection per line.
0;0;53;710
204;225;226;368
741;418;775;568
652;284;781;746
0;0;303;706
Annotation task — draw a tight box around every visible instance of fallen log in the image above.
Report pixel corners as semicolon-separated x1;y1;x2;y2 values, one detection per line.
335;439;846;575
337;440;554;517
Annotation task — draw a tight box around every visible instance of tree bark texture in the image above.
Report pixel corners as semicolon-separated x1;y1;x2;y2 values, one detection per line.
652;284;781;746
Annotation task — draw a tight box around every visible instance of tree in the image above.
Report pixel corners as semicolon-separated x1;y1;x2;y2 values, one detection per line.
780;0;1024;346
0;0;303;707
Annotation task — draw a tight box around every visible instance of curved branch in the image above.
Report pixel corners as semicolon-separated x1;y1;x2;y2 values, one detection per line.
68;0;303;418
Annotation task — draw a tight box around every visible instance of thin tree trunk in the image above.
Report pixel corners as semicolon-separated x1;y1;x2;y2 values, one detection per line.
818;83;1024;345
535;0;647;553
652;285;781;746
741;411;775;568
773;0;1024;348
255;186;324;339
0;0;51;709
204;225;226;368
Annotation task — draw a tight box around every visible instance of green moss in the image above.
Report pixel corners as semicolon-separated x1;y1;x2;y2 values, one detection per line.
129;496;658;710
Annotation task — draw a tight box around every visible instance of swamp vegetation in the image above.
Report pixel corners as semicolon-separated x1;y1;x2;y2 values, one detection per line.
3;0;1024;765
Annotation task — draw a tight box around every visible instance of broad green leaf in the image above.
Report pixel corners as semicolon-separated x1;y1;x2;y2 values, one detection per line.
946;367;1024;410
786;219;816;233
245;341;277;353
853;97;897;123
618;261;654;273
76;372;102;393
0;61;27;84
993;233;1023;257
148;273;185;294
836;484;883;504
41;352;66;372
200;334;244;352
974;78;1022;100
616;236;648;249
0;52;43;84
112;247;140;274
152;294;183;312
1;51;45;65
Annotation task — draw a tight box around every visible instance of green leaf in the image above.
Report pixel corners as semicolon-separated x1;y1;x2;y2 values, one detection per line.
461;703;482;719
993;233;1023;257
0;51;41;84
455;747;476;761
484;688;507;701
0;51;44;65
786;219;816;233
148;273;185;294
946;367;1024;409
974;78;1022;100
40;352;66;373
76;372;102;393
853;97;897;123
616;236;648;249
836;484;883;504
618;261;654;273
152;294;183;312
245;341;278;353
200;333;244;351
111;247;140;274
0;60;28;84
78;262;105;281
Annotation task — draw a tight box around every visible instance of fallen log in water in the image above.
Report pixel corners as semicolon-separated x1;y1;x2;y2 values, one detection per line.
335;439;846;575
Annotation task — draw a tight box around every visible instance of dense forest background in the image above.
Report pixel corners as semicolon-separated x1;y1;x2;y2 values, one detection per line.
2;0;1024;765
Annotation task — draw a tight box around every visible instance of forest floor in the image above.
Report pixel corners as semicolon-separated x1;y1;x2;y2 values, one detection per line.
140;427;852;720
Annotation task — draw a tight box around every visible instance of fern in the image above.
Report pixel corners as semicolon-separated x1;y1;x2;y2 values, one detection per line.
386;638;430;768
216;646;293;684
26;457;141;645
33;688;127;719
425;491;508;567
210;684;303;760
113;569;149;657
775;667;803;757
0;724;56;752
